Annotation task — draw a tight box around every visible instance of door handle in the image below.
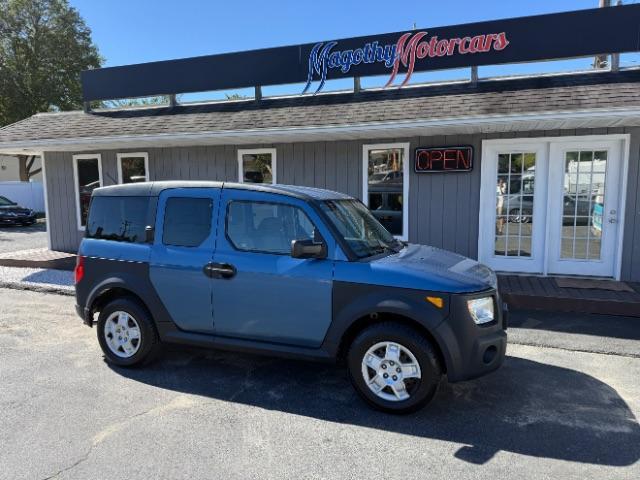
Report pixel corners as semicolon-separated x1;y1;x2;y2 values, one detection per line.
203;262;237;279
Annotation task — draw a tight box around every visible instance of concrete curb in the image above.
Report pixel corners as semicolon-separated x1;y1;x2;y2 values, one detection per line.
0;281;74;297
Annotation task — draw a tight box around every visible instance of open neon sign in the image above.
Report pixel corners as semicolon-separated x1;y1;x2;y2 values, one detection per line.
415;146;474;173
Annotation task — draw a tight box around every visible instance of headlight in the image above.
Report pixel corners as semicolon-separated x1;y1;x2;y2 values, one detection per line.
467;297;495;325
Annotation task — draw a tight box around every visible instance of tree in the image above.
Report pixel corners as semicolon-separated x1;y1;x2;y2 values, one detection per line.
225;93;249;100
18;154;40;181
0;0;102;128
101;95;182;109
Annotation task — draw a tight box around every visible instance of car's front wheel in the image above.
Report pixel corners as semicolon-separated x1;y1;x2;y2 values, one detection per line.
96;297;160;367
347;322;442;414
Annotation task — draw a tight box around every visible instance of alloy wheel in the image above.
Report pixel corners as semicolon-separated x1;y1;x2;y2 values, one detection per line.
103;311;142;358
360;341;422;402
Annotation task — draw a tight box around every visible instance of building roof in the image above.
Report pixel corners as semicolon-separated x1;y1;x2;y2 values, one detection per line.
93;180;352;201
2;69;640;153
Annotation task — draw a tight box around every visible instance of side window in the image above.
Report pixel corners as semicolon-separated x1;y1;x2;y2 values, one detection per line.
117;153;148;184
163;197;212;247
73;154;102;228
86;196;151;243
227;201;315;254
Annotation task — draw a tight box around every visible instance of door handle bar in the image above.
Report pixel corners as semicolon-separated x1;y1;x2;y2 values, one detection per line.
203;262;237;279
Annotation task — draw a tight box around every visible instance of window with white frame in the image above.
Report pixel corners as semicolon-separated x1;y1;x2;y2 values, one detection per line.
73;154;103;229
362;143;410;240
117;152;149;184
237;148;276;184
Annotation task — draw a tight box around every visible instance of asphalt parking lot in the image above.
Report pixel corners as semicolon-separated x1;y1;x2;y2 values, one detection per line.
0;221;47;254
0;288;639;479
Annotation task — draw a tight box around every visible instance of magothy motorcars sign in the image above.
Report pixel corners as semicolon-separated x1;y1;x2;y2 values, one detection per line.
82;5;640;102
303;31;509;93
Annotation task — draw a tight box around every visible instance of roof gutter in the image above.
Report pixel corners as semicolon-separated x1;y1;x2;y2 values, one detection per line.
2;106;640;154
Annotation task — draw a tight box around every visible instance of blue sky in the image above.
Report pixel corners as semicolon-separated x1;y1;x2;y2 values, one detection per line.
69;0;640;100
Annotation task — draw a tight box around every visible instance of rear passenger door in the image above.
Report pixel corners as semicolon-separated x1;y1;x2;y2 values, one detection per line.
149;188;220;333
211;189;334;347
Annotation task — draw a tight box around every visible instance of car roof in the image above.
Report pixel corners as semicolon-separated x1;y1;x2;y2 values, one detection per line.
92;181;353;201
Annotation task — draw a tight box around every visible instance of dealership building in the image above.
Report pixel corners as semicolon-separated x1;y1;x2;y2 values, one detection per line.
1;6;640;282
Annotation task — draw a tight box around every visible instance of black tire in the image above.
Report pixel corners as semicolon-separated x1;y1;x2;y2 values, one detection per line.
508;208;532;224
96;297;160;367
347;322;442;414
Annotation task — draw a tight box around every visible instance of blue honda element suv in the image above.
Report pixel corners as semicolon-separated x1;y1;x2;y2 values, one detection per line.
75;181;506;413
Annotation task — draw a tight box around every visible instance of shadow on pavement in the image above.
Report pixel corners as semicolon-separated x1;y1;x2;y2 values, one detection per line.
509;309;640;341
111;347;640;466
21;269;73;286
0;223;45;235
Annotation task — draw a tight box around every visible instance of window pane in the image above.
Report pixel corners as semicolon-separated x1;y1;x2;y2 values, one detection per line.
367;148;404;236
242;153;273;184
227;201;315;254
76;158;101;227
120;156;147;184
369;193;383;211
494;152;536;259
163;197;212;247
87;196;151;243
562;150;608;260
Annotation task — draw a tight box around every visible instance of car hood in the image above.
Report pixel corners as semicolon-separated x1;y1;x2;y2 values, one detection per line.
368;243;497;293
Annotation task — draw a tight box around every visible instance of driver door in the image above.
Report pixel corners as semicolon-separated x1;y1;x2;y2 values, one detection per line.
211;189;335;347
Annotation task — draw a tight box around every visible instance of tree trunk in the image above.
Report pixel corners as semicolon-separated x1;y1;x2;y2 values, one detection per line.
17;155;40;181
18;155;29;182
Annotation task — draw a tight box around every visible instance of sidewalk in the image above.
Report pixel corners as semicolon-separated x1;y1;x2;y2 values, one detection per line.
0;247;75;271
0;265;73;296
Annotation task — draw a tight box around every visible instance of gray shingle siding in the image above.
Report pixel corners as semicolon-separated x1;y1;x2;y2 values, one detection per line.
42;126;640;282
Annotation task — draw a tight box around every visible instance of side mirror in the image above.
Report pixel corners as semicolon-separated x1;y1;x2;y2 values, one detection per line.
291;239;327;259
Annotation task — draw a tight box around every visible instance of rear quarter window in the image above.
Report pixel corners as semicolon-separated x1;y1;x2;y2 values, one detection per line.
86;196;153;243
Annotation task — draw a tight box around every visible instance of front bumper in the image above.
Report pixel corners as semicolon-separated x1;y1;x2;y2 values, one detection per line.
434;290;507;382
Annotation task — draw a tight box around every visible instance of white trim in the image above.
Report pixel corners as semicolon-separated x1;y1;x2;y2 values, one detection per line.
237;148;277;184
72;154;103;231
615;134;631;281
116;152;149;184
478;134;631;145
40;151;52;250
480;134;630;279
362;142;410;241
3;107;640;153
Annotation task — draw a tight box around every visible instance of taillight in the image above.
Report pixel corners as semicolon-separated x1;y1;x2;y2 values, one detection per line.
74;255;85;284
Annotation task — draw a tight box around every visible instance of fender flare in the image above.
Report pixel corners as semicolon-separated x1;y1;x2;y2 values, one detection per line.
86;274;173;325
321;289;455;372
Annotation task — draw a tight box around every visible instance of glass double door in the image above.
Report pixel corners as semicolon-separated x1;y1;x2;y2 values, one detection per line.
480;138;625;277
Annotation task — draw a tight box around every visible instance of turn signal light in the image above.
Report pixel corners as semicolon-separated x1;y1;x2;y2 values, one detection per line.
74;256;85;284
425;296;444;308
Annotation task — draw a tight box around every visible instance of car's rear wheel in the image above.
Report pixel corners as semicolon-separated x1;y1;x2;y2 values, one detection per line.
347;322;442;414
96;297;160;367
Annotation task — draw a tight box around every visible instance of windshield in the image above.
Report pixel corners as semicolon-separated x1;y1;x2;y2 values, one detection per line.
320;199;402;259
0;196;15;206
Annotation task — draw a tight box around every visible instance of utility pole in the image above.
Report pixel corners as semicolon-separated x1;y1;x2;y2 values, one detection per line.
594;0;612;69
610;1;623;71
